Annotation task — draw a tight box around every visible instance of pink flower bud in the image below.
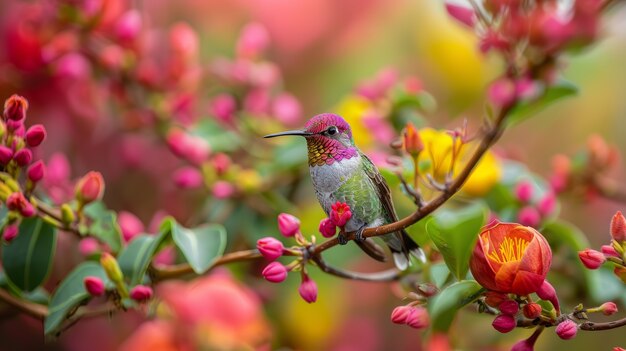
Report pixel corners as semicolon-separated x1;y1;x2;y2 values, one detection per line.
523;302;542;319
601;245;619;258
212;153;231;176
277;213;300;237
538;192;556;216
99;45;125;71
488;78;516;108
75;171;105;205
84;276;105;296
318;218;336;238
130;285;153;302
610;211;626;242
169;23;198;60
298;275;318;303
0;146;13;165
518;206;540;227
578;249;606;270
479;30;510;53
79;237;100;256
211;181;235;199
492;314;516;333
7;192;35;217
445;2;476;28
511;328;542;351
406;307;430;329
236;22;270;59
600;302;618;316
14;148;33;167
515;77;541;100
3;94;28;121
7;119;24;135
272;93;302;126
47;153;70;185
249;62;280;87
330;202;352;227
555;319;578;340
243;88;270;115
390;305;412;324
2;224;18;242
115;10;142;44
499;300;519;316
25;124;47;147
256;237;284;261
118;211;145;243
515;181;533;203
55;53;91;80
27;160;45;183
262;261;287;283
613;348;626;351
536;280;560;313
210;94;237;124
166;130;210;165
173;167;204;189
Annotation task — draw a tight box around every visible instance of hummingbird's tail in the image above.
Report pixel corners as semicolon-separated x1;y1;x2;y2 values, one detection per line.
390;230;425;270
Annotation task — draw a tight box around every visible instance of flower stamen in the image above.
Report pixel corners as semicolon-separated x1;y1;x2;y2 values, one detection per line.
488;237;530;263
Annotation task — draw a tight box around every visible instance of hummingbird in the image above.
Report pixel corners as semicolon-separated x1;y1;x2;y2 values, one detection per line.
265;113;424;269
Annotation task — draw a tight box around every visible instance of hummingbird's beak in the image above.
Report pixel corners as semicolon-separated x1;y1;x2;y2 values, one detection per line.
263;130;312;138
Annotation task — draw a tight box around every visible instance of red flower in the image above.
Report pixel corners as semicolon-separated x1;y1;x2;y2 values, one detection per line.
3;94;28;121
318;218;336;238
330;202;352;227
402;122;423;158
610;211;626;242
470;222;552;295
578;249;605;270
75;171;105;205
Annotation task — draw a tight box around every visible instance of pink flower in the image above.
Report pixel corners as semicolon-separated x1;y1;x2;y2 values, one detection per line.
13;148;33;167
492;314;516;333
244;88;270;115
318;218;336;238
330;202;352;227
610;211;626;242
277;213;300;237
298;275;318;303
511;328;542;351
445;2;476;28
6;192;35;217
0;146;13;165
210;94;237;124
169;23;198;60
600;302;618;316
499;300;519;316
601;245;619;258
115;10;142;44
236;22;270;59
578;249;606;269
488;78;516;108
517;206;540;227
55;53;91;80
272;93;302;126
390;305;412;324
555;319;578;340
78;237;100;256
406;307;430;329
25;124;46;147
166;129;211;165
515;181;534;203
118;211;145;243
2;224;18;242
212;181;235;199
256;237;284;261
262;262;288;283
3;94;28;121
536;280;560;313
538;193;556;216
212;153;231;176
75;171;105;205
515;77;541;100
130;285;154;302
84;276;105;296
523;302;542;319
172;167;204;189
27;160;45;183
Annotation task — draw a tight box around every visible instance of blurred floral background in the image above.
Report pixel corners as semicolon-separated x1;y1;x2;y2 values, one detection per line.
0;0;626;350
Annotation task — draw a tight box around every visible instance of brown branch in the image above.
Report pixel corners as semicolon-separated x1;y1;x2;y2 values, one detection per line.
592;176;626;203
0;288;48;319
579;317;626;331
311;255;401;282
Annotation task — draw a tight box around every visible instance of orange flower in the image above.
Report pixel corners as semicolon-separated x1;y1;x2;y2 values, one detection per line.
470;222;552;295
402;122;423;157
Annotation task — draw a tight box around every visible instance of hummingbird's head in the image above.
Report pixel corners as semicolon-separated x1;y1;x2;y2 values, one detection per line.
264;113;358;166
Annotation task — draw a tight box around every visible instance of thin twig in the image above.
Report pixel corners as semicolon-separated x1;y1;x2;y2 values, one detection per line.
0;288;47;319
311;255;400;282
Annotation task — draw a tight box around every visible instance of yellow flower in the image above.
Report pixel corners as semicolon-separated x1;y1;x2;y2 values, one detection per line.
335;95;374;149
418;128;500;196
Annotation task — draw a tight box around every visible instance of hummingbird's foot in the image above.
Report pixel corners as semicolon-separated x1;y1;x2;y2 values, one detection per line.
338;233;348;245
355;225;367;243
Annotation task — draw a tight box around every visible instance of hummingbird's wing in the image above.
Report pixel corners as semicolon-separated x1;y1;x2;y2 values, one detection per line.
360;152;424;268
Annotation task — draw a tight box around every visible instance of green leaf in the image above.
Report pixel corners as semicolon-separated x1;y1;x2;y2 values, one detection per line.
83;202;123;253
2;217;57;292
430;262;451;289
45;262;109;336
429;280;483;331
171;220;227;274
506;80;578;126
192;119;241;152
117;231;168;286
426;203;487;280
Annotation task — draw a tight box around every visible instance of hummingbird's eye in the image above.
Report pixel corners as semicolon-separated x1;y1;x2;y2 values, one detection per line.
327;126;339;135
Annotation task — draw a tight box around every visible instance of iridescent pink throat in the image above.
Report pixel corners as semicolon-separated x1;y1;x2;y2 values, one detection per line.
306;136;358;167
